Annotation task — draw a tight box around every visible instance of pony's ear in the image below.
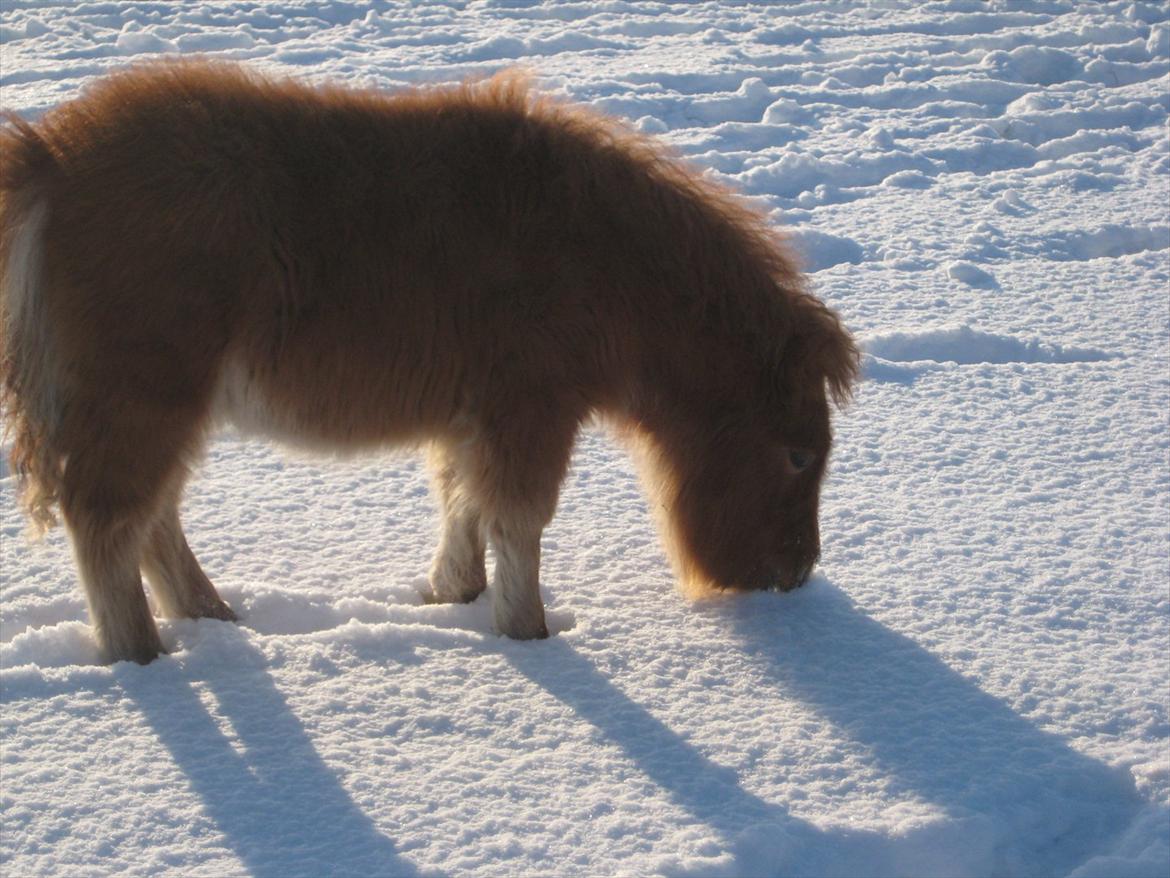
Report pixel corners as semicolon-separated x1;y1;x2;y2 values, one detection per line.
787;295;859;408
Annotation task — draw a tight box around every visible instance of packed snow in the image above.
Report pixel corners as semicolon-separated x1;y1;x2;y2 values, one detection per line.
1;2;1167;876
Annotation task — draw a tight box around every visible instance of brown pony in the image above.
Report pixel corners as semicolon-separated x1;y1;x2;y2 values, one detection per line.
0;62;857;664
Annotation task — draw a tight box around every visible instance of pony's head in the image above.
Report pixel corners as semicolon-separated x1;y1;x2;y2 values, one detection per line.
640;293;858;597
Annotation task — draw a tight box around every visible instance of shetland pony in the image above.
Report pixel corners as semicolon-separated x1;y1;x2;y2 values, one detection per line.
0;62;857;664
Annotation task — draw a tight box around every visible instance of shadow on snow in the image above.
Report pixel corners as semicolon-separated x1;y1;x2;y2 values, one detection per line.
108;577;1140;878
116;637;422;878
508;579;1140;877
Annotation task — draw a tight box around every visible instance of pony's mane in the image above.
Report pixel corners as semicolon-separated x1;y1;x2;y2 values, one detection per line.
477;73;858;406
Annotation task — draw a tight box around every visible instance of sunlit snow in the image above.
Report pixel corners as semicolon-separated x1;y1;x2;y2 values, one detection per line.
2;2;1167;876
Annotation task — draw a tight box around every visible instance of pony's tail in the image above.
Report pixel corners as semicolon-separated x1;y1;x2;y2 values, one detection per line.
0;113;63;534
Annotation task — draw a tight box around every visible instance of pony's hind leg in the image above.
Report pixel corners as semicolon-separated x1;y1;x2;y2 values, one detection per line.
67;509;163;665
427;443;488;604
142;504;236;622
59;397;206;664
61;448;169;665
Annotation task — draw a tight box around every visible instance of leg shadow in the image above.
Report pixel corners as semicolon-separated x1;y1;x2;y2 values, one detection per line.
715;579;1143;876
508;581;1142;877
506;639;885;877
116;628;421;878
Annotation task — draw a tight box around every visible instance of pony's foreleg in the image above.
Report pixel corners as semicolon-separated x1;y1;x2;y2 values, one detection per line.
488;520;548;640
469;403;578;640
142;503;236;622
428;444;488;604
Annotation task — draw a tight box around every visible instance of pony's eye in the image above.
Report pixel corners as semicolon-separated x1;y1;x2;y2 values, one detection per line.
787;450;814;473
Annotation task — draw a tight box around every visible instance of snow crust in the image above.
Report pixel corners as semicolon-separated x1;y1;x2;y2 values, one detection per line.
1;2;1167;876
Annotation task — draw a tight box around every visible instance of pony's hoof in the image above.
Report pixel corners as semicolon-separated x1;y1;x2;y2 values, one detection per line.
104;640;168;666
201;601;238;622
497;616;550;640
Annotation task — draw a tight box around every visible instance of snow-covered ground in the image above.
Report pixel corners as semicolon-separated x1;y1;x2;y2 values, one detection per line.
2;2;1168;876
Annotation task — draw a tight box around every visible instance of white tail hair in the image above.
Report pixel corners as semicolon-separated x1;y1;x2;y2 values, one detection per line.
0;192;60;533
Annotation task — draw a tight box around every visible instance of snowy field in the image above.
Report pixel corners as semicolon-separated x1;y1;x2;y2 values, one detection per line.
1;2;1168;876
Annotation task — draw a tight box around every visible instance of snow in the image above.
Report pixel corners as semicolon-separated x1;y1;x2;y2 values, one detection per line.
1;1;1167;876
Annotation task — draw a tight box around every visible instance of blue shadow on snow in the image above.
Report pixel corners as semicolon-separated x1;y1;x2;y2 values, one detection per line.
508;579;1141;877
116;633;421;878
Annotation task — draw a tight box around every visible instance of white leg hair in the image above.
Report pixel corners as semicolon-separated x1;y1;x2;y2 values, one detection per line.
429;442;549;637
69;517;165;664
488;521;548;640
428;445;488;603
142;505;236;621
429;399;574;639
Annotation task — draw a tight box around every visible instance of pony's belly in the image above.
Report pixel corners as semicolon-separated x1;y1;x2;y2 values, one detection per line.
210;357;417;452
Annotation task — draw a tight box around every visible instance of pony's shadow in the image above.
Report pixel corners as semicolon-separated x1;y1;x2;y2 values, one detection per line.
115;628;422;878
508;579;1140;877
506;637;837;875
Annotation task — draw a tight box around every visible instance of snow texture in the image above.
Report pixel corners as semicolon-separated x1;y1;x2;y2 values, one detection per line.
1;2;1168;876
